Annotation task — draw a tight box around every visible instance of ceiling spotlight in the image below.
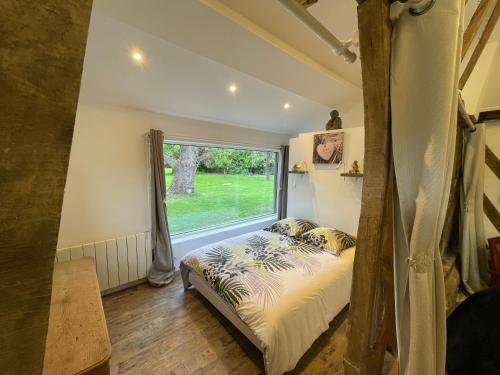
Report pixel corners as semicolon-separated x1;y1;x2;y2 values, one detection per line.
131;49;144;63
283;103;290;110
228;84;238;94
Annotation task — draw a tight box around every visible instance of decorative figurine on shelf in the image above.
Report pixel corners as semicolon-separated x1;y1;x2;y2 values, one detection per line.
349;160;361;174
292;161;308;173
325;109;342;130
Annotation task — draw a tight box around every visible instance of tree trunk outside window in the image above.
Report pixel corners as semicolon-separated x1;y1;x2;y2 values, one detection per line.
165;145;207;194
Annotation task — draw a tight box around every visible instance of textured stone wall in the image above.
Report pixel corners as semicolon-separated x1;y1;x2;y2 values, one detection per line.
0;1;92;373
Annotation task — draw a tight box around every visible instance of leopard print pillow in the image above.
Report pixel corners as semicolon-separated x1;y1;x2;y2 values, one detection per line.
264;218;318;238
300;227;356;255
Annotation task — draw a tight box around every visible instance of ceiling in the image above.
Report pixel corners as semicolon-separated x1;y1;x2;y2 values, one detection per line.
80;0;499;135
80;0;363;135
209;0;361;86
79;13;336;134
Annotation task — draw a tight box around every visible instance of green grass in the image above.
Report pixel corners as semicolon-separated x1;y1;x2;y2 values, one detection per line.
165;170;275;235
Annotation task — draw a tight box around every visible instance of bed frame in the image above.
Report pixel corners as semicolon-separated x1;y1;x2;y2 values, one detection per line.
187;270;264;352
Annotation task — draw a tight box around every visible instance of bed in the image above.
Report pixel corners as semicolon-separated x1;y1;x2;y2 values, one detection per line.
180;228;355;375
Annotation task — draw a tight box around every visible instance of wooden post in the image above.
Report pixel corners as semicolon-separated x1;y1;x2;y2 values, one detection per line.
0;1;92;373
343;0;394;374
439;126;464;253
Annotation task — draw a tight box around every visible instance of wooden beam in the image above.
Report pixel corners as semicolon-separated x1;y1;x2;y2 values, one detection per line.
460;1;500;90
343;0;394;374
0;1;92;373
440;125;464;253
358;0;405;3
297;0;318;7
366;161;396;373
486;145;500;179
484;194;500;232
462;0;494;59
478;109;500;122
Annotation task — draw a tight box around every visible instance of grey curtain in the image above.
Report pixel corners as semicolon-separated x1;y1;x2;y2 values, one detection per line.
278;145;289;220
460;123;488;293
147;129;175;287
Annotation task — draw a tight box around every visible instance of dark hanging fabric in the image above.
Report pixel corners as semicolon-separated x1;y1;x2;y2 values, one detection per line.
147;129;175;287
278;145;289;220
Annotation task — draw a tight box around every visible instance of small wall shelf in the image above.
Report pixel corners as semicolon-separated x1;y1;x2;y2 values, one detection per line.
340;173;363;177
288;170;308;175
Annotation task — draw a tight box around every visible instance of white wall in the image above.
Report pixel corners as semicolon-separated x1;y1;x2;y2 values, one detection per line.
287;127;364;236
462;41;498;117
479;45;500;111
57;102;289;253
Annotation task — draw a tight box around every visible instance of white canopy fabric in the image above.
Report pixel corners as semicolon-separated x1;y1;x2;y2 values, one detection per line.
460;123;488;293
390;1;464;374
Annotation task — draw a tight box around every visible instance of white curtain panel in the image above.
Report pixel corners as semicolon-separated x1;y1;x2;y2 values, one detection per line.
460;123;488;293
390;1;464;374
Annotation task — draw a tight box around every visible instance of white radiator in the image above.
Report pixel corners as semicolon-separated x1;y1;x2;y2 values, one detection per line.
56;232;152;292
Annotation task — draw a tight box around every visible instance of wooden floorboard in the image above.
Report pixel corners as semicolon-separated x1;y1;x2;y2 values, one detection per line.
103;276;349;375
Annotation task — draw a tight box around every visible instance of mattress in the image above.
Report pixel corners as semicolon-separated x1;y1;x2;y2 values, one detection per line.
180;229;355;375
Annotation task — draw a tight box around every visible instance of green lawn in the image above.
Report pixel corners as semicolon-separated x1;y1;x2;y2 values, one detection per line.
165;170;276;235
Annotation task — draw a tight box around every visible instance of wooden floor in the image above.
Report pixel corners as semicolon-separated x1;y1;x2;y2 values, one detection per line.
102;276;349;375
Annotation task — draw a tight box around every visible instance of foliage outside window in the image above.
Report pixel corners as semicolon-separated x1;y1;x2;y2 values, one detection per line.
163;143;278;235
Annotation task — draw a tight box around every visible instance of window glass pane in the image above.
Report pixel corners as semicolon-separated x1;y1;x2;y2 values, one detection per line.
163;143;278;235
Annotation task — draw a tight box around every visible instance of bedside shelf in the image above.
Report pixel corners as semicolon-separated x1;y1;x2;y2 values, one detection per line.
340;173;363;177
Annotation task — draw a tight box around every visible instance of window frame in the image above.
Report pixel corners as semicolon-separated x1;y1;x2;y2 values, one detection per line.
163;139;282;237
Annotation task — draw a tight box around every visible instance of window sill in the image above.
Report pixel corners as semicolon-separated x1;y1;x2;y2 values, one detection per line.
171;214;277;244
170;214;278;265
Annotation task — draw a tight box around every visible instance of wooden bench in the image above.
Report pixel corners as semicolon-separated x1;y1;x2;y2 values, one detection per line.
43;257;112;375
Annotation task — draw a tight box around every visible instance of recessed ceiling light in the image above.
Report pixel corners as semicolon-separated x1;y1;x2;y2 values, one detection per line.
228;84;238;94
283;103;290;110
131;49;144;63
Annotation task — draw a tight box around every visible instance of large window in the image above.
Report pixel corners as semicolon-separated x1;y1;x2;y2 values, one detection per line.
163;142;279;235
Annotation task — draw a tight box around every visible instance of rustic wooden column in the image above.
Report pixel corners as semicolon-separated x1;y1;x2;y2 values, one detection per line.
343;0;394;374
0;1;92;373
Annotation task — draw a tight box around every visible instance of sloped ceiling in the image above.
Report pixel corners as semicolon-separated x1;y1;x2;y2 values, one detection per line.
80;0;363;135
205;0;361;87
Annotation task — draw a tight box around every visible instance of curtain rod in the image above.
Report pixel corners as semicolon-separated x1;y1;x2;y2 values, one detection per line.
275;0;357;63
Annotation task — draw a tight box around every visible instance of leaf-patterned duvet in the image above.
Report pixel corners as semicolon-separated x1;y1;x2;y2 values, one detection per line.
180;229;355;375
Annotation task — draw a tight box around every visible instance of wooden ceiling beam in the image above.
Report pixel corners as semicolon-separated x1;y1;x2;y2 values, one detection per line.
486;145;500;180
460;1;500;90
463;0;494;59
484;194;500;232
296;0;318;8
478;109;500;122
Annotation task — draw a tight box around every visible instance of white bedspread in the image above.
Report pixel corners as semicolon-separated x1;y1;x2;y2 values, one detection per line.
180;230;355;374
